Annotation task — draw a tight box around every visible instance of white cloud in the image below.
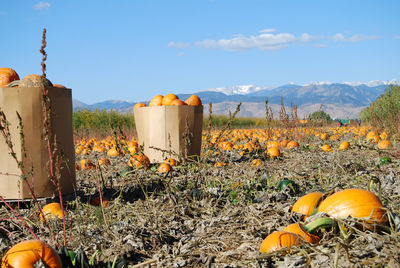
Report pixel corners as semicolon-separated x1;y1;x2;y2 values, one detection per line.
259;28;277;33
314;43;328;48
33;2;51;10
168;41;190;49
333;33;380;42
194;32;312;51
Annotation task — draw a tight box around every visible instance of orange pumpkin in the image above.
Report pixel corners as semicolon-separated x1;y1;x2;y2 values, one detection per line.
98;158;111;166
170;99;187;106
1;240;62;268
164;158;177;166
260;231;302;254
0;67;20;87
90;196;109;207
107;147;120;156
251;158;262;167
338;141;350;151
377;140;391;149
40;203;64;222
134;102;147;108
158;163;171;173
291;192;323;217
162;93;178;105
129;154;150;169
321;144;332;152
52;84;66;88
283;223;320;244
286;141;299;149
267;147;280;158
149;95;163;106
184;95;202;106
318;188;387;224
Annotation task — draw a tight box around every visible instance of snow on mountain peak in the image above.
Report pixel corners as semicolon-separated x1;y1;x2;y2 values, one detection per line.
342;79;399;87
303;81;333;86
203;84;271;95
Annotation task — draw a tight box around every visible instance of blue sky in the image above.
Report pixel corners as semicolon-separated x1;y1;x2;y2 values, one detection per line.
1;0;399;104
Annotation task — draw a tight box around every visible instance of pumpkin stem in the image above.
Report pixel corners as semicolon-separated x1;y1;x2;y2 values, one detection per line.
303;217;336;233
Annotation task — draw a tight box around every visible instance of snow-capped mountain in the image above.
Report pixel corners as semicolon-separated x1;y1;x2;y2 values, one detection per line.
73;79;398;118
200;84;272;95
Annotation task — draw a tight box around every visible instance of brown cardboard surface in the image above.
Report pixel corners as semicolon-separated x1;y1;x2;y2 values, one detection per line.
134;105;203;163
0;86;76;200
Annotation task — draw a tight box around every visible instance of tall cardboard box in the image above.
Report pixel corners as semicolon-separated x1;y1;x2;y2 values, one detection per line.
134;105;203;163
0;86;76;200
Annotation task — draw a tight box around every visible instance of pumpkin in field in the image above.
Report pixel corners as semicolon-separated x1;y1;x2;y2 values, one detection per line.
40;203;64;222
158;163;171;173
318;188;387;224
164;158;177;166
251;158;262;167
80;159;95;170
338;141;350;151
107;147;120;156
98;158;111;166
52;84;66;88
377;140;391;149
162;93;178;105
90;196;109;207
149;95;163;106
291;192;323;217
129;154;150;169
0;67;20;87
1;240;62;268
7;74;53;88
267;147;280;158
283;223;320;244
321;144;332;152
184;95;202;106
286;140;299;149
260;231;302;254
134;102;147;108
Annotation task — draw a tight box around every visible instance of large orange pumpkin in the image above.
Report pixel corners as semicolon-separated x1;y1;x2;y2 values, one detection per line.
149;95;163;106
1;240;62;268
162;93;178;105
0;67;20;87
184;95;202;106
40;203;64;222
318;188;387;224
260;231;302;254
291;192;323;217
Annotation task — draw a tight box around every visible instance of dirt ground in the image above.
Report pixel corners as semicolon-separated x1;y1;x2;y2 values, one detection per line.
1;130;399;267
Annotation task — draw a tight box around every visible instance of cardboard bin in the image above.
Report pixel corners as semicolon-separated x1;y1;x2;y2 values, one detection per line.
134;105;203;163
0;86;76;200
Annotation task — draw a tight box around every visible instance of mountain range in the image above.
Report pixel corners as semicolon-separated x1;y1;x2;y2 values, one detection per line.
73;80;398;119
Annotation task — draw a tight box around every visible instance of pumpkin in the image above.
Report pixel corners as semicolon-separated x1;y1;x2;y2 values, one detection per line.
267;147;280;158
98;158;111;166
7;74;53;88
214;162;226;168
40;203;64;222
291;192;323;217
134;102;147;108
286;141;299;149
158;163;171;173
149;95;163;106
283;223;320;244
377;140;391;149
251;158;262;167
184;95;202;106
164;158;177;166
1;240;62;268
107;147;120;156
162;93;178;105
129;154;150;169
321;144;332;152
318;188;387;224
0;67;20;87
338;141;350;151
52;84;66;88
90;196;109;207
259;231;302;254
80;159;95;170
170;99;187;106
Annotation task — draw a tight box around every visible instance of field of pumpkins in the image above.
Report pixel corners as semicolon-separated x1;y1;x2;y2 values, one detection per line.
2;117;400;266
1;67;400;266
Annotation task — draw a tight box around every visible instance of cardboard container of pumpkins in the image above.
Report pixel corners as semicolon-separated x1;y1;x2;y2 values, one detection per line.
134;105;203;163
0;86;76;200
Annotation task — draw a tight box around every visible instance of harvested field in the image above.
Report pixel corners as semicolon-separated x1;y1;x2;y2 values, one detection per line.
1;126;400;267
